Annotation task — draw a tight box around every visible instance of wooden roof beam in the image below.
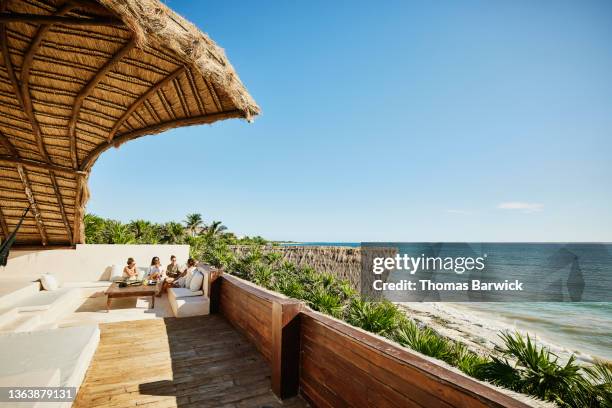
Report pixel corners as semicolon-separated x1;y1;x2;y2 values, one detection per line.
0;13;123;26
16;165;48;246
0;7;24;109
0;155;85;175
107;66;185;142
69;37;136;168
20;2;77;164
2;124;73;243
0;130;18;157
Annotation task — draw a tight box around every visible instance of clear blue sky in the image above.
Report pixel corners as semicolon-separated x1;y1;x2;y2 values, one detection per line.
87;0;612;242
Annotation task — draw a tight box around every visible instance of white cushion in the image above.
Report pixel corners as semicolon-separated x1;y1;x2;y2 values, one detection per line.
109;265;123;281
0;325;99;389
169;287;203;299
40;274;59;291
184;268;195;288
170;296;210;318
189;271;204;292
0;368;60;388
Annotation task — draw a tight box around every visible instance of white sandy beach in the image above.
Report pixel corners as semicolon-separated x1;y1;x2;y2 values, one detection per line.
397;302;603;364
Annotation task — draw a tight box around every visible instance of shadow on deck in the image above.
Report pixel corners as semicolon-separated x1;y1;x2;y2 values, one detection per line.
74;315;307;408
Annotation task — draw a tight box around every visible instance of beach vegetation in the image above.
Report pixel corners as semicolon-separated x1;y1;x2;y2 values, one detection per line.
479;332;612;407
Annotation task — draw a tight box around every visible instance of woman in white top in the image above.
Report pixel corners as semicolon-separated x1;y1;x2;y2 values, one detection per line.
174;258;197;288
147;256;165;280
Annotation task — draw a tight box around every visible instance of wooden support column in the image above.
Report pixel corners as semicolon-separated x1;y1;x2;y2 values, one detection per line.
207;269;223;314
271;299;303;400
0;208;8;239
72;173;88;245
16;164;47;246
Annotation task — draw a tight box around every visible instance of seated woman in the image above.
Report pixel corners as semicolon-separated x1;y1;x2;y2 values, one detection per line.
173;258;198;288
147;257;165;280
166;255;180;279
158;258;195;296
123;257;138;279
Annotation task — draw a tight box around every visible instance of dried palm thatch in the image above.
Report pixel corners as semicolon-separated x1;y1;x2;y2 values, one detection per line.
0;0;259;248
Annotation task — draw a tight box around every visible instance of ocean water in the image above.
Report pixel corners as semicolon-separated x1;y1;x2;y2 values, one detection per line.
454;302;612;361
283;242;612;360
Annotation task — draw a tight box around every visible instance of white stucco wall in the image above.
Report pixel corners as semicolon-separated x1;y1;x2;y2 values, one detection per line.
0;244;190;283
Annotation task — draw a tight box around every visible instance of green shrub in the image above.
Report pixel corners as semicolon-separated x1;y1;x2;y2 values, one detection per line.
583;361;612;407
394;320;453;362
345;298;403;336
449;342;489;377
479;332;595;407
306;286;345;318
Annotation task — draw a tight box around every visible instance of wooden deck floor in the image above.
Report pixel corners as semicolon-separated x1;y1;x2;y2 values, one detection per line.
74;315;308;408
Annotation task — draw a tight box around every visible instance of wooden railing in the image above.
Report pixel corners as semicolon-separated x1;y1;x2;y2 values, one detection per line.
213;273;529;408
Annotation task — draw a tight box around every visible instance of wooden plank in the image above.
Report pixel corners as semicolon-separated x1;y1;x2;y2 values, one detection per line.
74;316;307;408
301;311;528;408
301;317;464;407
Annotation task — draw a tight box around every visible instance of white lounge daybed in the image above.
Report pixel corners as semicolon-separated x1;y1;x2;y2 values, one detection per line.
0;325;100;407
167;267;211;318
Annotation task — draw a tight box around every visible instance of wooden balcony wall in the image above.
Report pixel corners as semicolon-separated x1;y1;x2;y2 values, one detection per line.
212;273;528;408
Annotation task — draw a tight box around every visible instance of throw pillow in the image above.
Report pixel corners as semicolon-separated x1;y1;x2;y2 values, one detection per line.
40;274;59;291
189;271;204;292
109;265;123;281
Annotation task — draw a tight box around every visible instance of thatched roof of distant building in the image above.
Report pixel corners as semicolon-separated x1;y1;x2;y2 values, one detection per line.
0;0;259;248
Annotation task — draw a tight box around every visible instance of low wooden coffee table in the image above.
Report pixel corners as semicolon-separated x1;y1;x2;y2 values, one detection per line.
105;282;159;311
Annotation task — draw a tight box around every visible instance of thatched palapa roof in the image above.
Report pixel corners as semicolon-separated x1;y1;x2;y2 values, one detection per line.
0;0;259;248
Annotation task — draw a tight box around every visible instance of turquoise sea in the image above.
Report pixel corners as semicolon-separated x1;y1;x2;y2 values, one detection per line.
283;242;612;361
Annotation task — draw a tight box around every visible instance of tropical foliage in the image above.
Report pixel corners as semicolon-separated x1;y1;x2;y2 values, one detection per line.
85;213;611;407
83;213;268;249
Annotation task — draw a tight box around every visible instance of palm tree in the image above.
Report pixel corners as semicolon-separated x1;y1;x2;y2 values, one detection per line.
128;219;155;243
184;213;204;237
104;221;135;244
84;213;105;243
162;222;186;244
206;220;227;237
